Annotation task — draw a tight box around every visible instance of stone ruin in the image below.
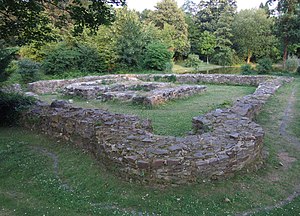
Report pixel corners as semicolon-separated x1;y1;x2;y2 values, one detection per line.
63;76;206;106
22;74;293;185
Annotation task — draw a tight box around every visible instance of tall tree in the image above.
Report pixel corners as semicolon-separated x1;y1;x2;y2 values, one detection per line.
195;0;237;65
198;31;216;64
112;8;145;67
268;0;300;65
182;0;200;54
232;9;276;63
147;0;190;58
0;0;125;45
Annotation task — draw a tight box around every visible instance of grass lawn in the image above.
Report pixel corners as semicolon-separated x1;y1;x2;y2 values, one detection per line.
172;64;222;74
40;84;255;137
1;79;300;215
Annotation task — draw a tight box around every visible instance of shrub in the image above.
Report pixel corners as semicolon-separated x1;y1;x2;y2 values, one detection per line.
0;42;18;82
297;66;300;75
184;54;203;68
42;42;102;75
0;92;36;126
143;42;173;71
256;58;273;74
285;56;299;72
240;64;253;75
211;48;235;66
17;58;41;83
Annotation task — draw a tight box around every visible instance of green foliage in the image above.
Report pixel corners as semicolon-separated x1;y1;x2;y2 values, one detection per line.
143;42;173;71
232;9;275;63
0;0;125;46
112;8;146;67
93;26;117;72
285;56;299;72
211;47;235;66
18;42;53;62
0;92;36;126
198;31;217;64
240;64;254;75
17;59;41;83
297;66;300;75
196;0;237;59
0;41;18;82
148;0;190;57
269;0;300;63
256;58;273;74
184;54;203;68
42;42;101;75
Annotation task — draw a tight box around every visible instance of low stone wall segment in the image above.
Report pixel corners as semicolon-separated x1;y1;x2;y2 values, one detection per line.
23;74;293;185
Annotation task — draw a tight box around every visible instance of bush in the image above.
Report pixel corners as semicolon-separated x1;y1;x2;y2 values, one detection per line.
256;58;273;74
285;56;299;72
297;66;300;75
211;48;235;66
143;42;173;71
0;42;18;82
184;54;203;68
240;64;254;75
17;59;41;83
42;42;102;75
0;92;36;126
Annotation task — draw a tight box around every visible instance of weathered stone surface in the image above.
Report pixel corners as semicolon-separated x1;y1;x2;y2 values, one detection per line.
62;78;206;106
22;74;293;185
0;83;22;93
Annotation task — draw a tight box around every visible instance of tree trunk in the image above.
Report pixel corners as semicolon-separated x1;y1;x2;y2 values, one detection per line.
283;37;289;68
206;55;209;64
247;50;252;64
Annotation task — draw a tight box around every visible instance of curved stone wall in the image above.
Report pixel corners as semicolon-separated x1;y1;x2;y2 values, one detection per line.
23;74;293;185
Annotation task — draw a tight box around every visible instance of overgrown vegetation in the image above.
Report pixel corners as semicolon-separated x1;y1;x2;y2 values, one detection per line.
17;58;41;83
0;92;36;126
184;54;203;68
42;42;102;75
285;55;299;72
256;58;273;74
143;42;173;71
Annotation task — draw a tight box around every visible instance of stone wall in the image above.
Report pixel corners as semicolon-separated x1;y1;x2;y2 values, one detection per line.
63;79;206;106
28;74;277;94
23;74;293;185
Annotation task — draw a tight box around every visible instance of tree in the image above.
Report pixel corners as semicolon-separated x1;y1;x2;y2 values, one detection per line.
195;0;237;65
268;0;300;65
0;0;125;45
182;0;197;15
147;0;190;58
198;31;216;64
112;8;146;67
232;9;275;63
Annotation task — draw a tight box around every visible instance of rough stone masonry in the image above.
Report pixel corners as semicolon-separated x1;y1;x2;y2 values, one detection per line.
23;74;293;185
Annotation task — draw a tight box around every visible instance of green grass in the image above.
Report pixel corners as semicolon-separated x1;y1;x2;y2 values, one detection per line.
40;84;255;137
1;79;300;215
172;63;222;74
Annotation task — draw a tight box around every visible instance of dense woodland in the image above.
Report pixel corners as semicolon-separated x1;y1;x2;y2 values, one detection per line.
0;0;299;84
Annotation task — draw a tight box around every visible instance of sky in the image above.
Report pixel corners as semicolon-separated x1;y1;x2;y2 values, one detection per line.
126;0;268;12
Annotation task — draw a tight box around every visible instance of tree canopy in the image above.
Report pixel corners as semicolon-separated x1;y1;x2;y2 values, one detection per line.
232;9;275;63
147;0;190;58
0;0;126;45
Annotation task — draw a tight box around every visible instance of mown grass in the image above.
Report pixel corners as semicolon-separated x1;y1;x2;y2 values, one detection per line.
1;79;300;215
172;63;222;74
40;84;255;136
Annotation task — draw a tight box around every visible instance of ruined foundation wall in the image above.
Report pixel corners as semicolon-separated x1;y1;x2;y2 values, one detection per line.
23;75;292;185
